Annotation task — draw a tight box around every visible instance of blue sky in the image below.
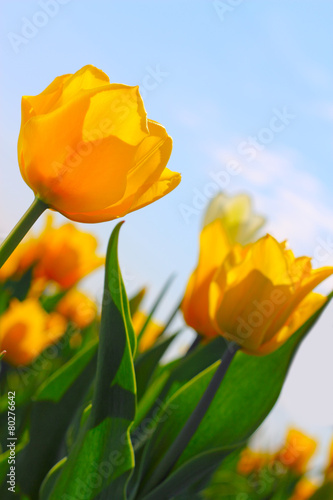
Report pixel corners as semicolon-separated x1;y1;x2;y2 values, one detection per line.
1;0;333;468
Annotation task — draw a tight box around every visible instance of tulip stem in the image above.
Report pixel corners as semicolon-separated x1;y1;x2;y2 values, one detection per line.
0;197;48;268
140;341;240;497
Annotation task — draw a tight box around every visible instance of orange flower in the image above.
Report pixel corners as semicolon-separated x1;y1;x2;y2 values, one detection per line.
276;429;317;474
0;215;103;289
132;311;164;352
18;65;180;222
0;236;39;282
237;448;271;475
57;289;97;328
0;298;66;365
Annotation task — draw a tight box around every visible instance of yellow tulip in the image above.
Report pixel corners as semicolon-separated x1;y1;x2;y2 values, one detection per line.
18;65;180;222
132;311;164;353
276;429;317;474
0;298;66;366
57;288;97;328
182;220;333;354
203;192;265;245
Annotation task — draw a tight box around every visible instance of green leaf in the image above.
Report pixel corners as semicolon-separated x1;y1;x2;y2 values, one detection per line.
140;446;236;500
129;287;147;316
45;222;137;500
134;371;170;431
4;266;34;301
132;337;228;444
40;290;67;313
309;481;333;500
0;286;10;315
13;339;98;499
136;294;332;497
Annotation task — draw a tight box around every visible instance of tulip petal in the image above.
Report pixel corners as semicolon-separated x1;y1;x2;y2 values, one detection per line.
227;234;292;288
128;167;181;213
264;265;333;342
257;292;327;355
21;74;70;118
83;85;148;145
182;221;231;337
60;121;177;222
212;269;291;351
60;65;110;104
21;66;111;123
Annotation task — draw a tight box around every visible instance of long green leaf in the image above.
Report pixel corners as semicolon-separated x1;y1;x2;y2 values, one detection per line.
45;222;137;500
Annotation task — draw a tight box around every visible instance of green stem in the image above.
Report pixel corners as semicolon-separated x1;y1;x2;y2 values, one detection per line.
140;341;240;497
0;197;48;268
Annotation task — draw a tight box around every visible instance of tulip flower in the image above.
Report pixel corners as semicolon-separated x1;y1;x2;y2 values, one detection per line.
0;65;180;268
132;310;164;352
276;429;317;474
203;192;265;245
0;298;66;365
237;448;271;475
0;214;104;289
18;64;180;222
32;215;104;289
56;288;97;328
182;220;333;354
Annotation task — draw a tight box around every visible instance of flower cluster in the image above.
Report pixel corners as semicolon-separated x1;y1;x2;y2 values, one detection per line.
231;430;332;500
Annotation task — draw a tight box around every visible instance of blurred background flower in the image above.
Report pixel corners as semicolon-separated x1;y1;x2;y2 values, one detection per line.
0;298;66;365
0;214;104;289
